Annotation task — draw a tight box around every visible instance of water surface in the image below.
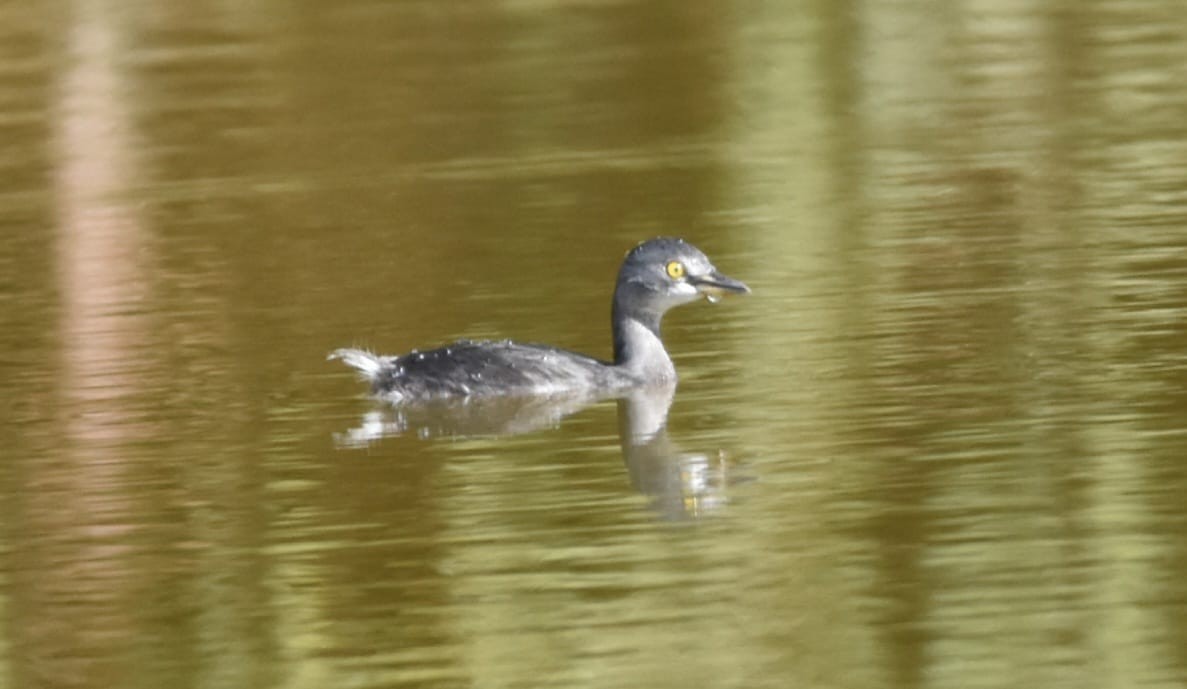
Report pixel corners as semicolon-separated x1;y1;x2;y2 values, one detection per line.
3;1;1187;688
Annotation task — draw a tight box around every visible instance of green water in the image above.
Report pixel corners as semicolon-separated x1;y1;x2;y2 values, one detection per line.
3;1;1187;687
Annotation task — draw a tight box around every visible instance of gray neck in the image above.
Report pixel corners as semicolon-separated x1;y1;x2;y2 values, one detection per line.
612;286;676;383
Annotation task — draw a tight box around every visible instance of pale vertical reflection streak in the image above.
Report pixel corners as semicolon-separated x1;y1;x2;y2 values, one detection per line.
41;0;152;684
55;2;149;433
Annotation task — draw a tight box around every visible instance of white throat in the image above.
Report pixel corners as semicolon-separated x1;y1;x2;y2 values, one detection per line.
615;318;676;383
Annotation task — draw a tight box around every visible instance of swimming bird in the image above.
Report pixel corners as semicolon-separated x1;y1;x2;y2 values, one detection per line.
329;237;749;402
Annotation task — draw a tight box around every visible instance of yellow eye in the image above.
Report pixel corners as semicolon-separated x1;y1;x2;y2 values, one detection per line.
666;261;685;279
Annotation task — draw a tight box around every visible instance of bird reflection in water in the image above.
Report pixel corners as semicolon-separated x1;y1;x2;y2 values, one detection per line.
616;383;736;519
332;383;742;520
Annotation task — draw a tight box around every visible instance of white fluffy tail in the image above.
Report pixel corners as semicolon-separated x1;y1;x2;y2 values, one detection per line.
328;348;389;382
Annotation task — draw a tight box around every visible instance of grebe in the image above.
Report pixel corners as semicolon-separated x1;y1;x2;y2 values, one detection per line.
329;237;749;401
